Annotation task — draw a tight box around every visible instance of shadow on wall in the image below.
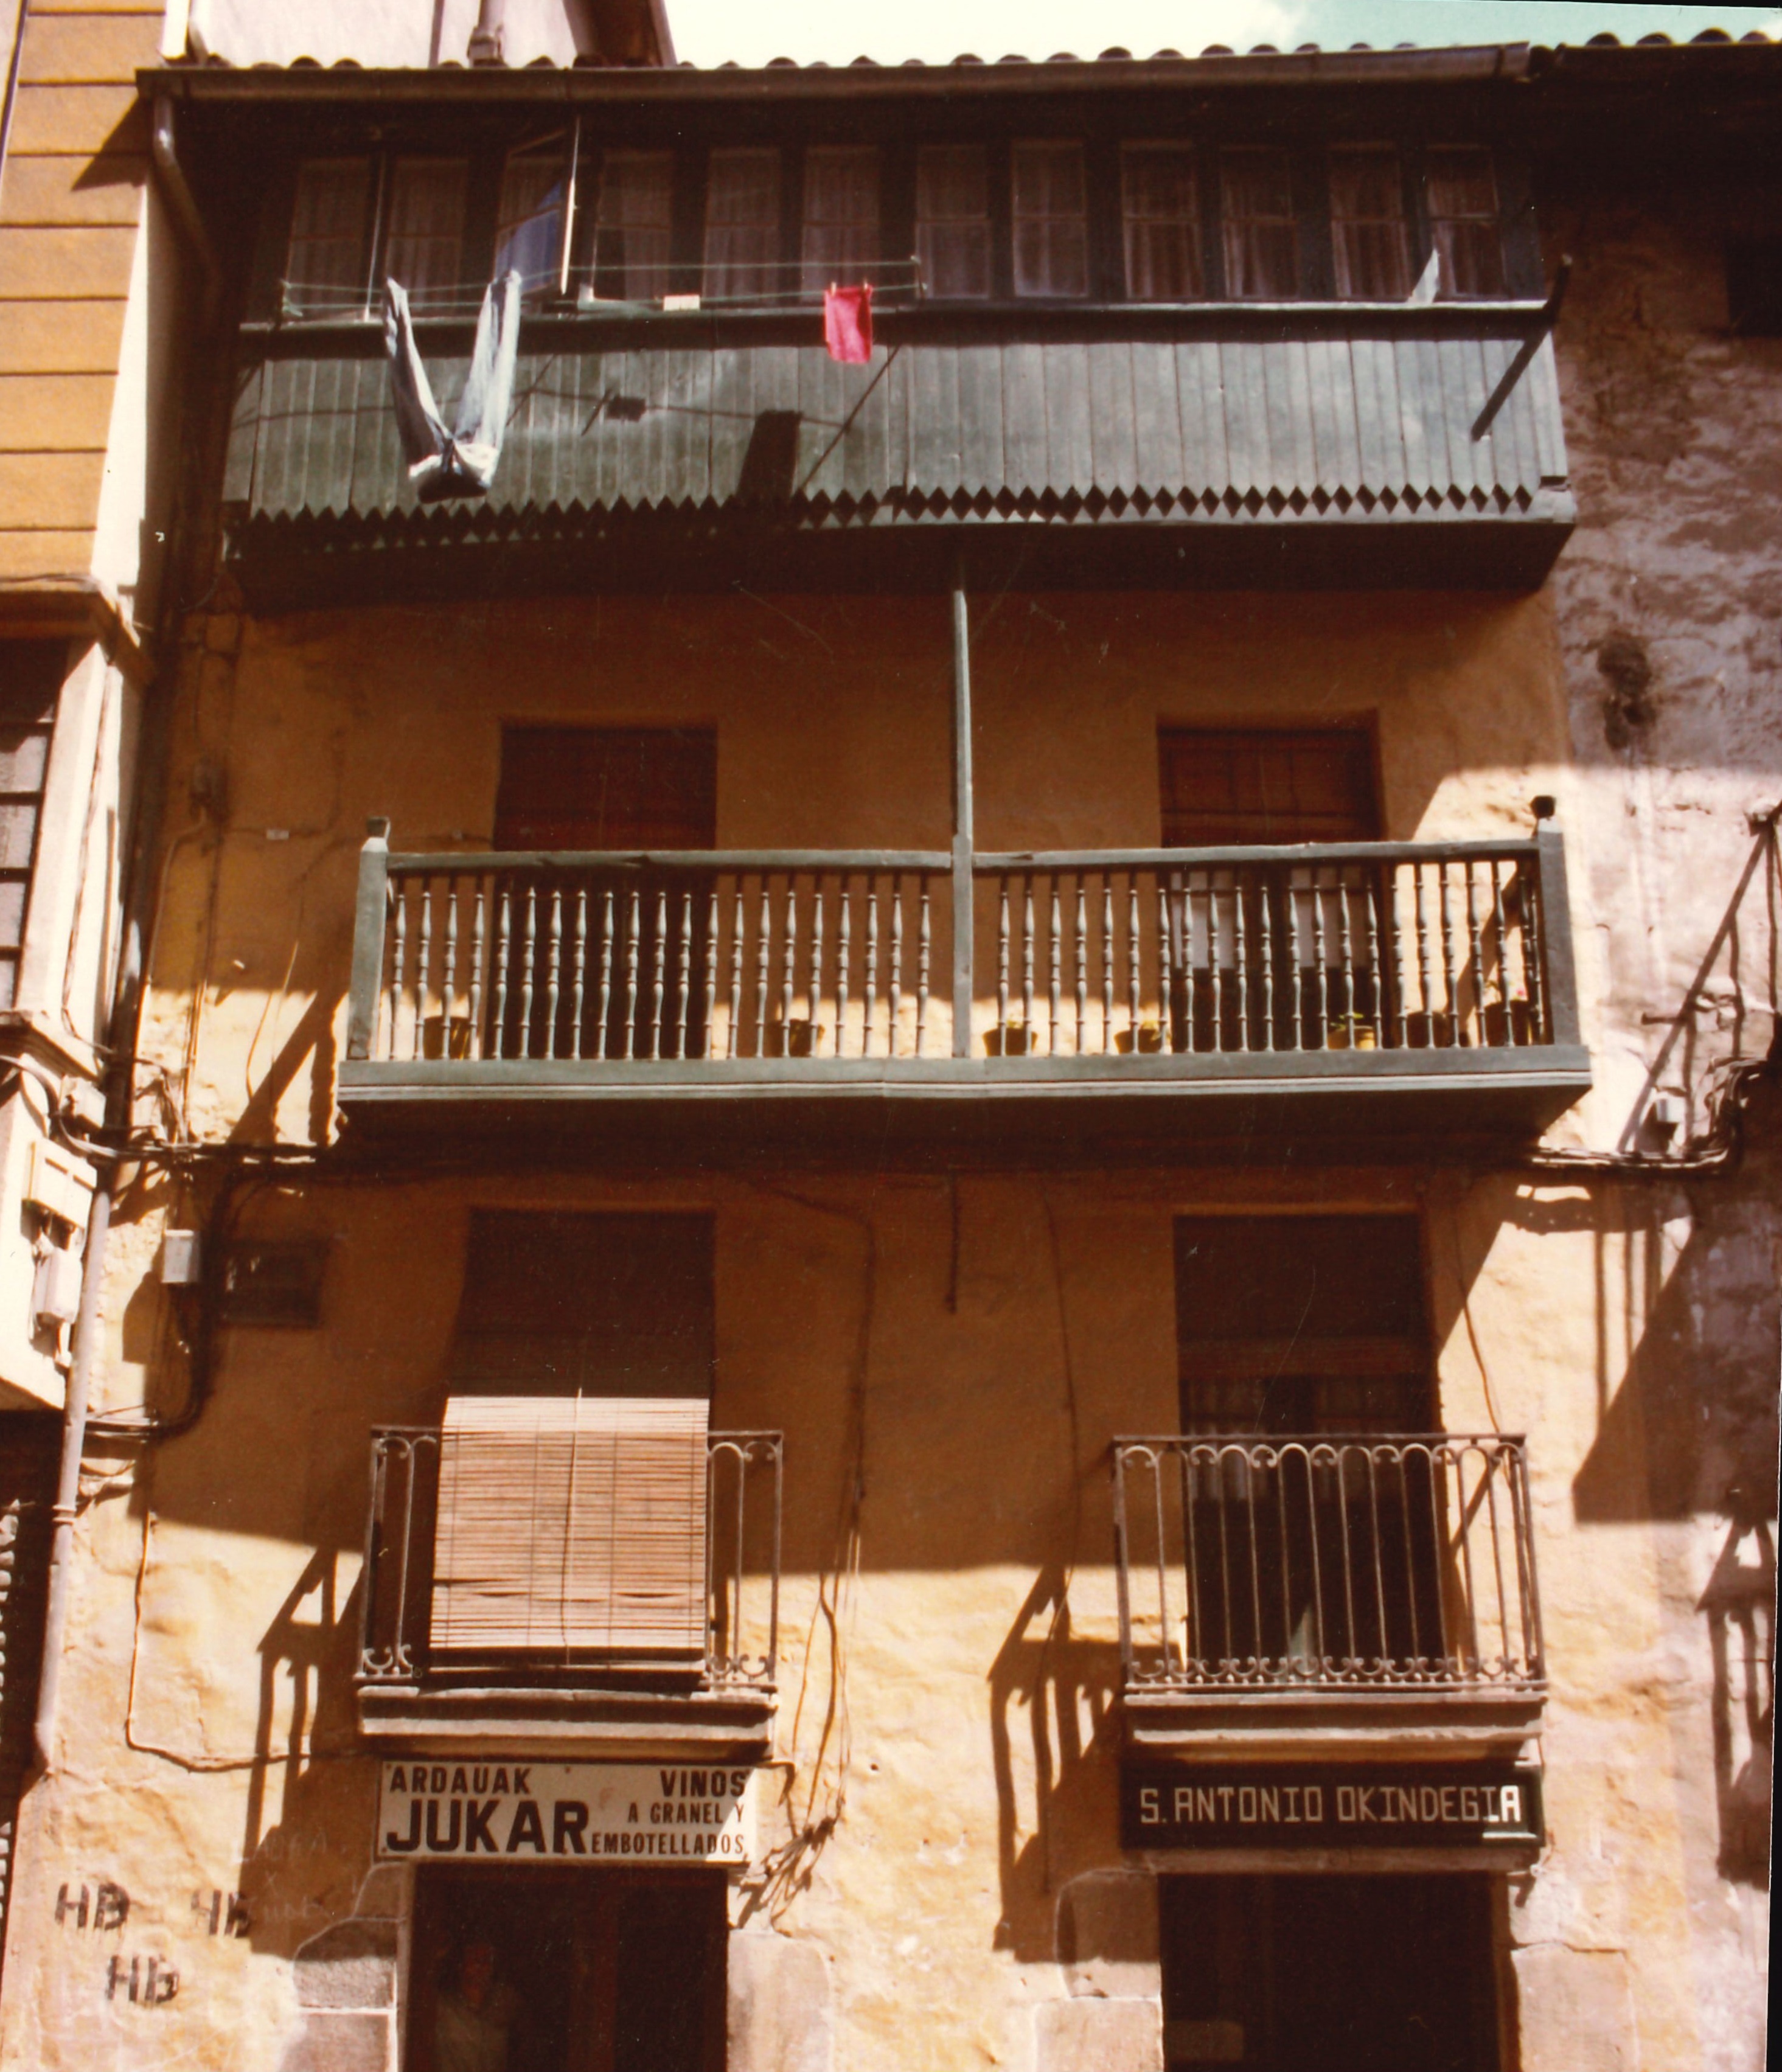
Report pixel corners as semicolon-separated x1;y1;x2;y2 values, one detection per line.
1700;1505;1774;1891
988;1566;1124;1964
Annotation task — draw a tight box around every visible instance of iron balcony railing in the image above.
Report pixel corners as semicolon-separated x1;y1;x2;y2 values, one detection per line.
1112;1434;1544;1696
344;827;1581;1070
356;1427;782;1692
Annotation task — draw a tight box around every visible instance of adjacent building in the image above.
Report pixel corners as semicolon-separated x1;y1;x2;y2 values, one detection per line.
0;9;1774;2070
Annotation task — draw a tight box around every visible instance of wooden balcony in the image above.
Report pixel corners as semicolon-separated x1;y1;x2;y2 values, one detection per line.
354;1426;782;1759
336;822;1590;1160
223;300;1572;603
1113;1433;1546;1757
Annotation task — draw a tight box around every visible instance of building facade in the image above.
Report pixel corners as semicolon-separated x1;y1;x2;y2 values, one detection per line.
0;11;1774;2071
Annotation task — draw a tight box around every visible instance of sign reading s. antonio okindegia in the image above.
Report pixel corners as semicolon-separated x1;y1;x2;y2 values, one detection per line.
1122;1762;1544;1852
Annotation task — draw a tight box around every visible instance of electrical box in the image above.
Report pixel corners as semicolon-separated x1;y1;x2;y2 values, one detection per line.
26;1141;96;1230
33;1246;83;1327
161;1229;204;1285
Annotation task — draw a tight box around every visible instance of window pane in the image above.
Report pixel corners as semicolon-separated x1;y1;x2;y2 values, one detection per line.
1220;149;1297;298
1329;147;1410;299
1012;141;1088;299
916;144;991;301
801;146;880;294
496;141;568;297
705;149;782;302
1122;145;1203;300
285;157;370;314
593;150;674;301
381;157;467;308
1426;147;1504;297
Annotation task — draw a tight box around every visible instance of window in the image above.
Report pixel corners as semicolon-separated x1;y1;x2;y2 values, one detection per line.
704;148;782;302
408;1868;728;2072
284;156;371;315
1161;1875;1499;2071
1726;237;1782;335
1175;1214;1430;1433
447;1210;714;1397
496;136;570;297
381;157;467;308
0;646;58;1012
433;1213;714;1660
1158;728;1379;847
801;145;880;294
1012;140;1089;299
218;1242;327;1329
1220;149;1298;298
1329;146;1412;300
1425;147;1505;297
493;728;717;1062
916;144;992;301
493;726;717;852
1122;145;1203;300
592;150;675;302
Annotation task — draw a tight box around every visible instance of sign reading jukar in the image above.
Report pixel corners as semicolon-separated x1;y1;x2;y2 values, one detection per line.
1121;1762;1544;1852
377;1762;760;1866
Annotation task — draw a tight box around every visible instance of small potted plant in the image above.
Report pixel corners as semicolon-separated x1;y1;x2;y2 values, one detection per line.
1324;1013;1377;1051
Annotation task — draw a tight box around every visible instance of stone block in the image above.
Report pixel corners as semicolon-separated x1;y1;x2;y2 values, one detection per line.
1057;1871;1160;1999
728;1930;832;2072
277;2010;392;2072
294;1920;398;2009
1512;1945;1638;2072
1035;1997;1163;2072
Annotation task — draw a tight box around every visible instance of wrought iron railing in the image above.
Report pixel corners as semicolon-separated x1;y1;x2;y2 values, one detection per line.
356;1427;782;1691
1112;1434;1544;1695
345;826;1580;1069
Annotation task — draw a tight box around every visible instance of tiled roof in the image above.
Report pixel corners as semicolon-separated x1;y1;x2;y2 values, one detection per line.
170;26;1778;71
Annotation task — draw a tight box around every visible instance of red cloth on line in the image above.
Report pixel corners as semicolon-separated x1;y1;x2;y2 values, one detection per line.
824;283;874;363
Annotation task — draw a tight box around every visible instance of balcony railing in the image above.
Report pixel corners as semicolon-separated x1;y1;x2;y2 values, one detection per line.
342;826;1584;1127
1112;1433;1544;1698
356;1427;782;1694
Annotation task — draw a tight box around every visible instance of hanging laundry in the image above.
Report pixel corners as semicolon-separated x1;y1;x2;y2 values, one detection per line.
384;271;523;501
823;283;874;364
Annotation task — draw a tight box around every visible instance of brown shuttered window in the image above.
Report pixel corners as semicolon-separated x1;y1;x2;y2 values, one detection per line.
1329;147;1412;301
1158;728;1379;847
431;1212;714;1660
430;1394;709;1657
1425;147;1506;299
1122;145;1204;301
916;145;992;301
1175;1214;1432;1434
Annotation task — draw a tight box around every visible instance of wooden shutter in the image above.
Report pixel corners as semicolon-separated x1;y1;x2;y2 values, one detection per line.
430;1395;709;1658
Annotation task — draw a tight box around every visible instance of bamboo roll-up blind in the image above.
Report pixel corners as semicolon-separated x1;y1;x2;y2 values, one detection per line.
430;1394;709;1657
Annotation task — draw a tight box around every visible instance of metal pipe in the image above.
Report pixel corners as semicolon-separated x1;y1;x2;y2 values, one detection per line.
150;98;223;329
32;1184;109;1770
467;0;505;66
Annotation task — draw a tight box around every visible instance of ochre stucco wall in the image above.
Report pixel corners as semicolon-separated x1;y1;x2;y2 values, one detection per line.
0;569;1771;2070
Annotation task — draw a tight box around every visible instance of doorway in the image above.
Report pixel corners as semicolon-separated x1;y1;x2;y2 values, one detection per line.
1160;1872;1499;2071
408;1867;728;2072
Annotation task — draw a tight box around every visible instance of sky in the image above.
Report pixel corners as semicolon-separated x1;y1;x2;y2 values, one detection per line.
666;1;1782;67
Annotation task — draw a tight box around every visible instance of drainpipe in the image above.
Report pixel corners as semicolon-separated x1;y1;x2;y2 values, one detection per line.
467;0;505;66
150;97;223;330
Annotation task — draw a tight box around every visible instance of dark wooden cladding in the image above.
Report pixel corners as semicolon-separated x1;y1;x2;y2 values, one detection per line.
224;320;1570;538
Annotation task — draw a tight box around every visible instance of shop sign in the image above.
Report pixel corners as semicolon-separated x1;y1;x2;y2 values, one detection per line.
375;1761;761;1866
1121;1761;1543;1852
